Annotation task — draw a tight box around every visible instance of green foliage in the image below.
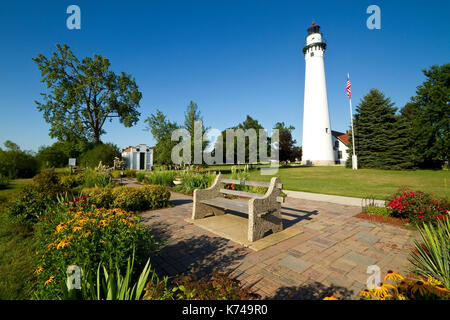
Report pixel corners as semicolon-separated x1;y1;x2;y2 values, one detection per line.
82;185;171;211
0;174;10;189
409;217;450;289
32;201;157;300
64;251;156;300
401;64;449;168
274;122;300;162
6;170;66;225
136;171;146;183
346;89;414;169
142;170;177;187
36;140;93;169
0;140;40;179
144;110;179;165
170;272;258;300
366;206;390;217
79;143;120;168
33;44;142;144
173;172;216;194
59;173;86;190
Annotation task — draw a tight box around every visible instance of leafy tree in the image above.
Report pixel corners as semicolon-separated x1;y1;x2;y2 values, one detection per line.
144;110;179;165
217;115;269;164
346;89;413;169
33;44;142;145
36;140;93;168
183;101;209;164
274;122;298;162
79;143;120;168
0;141;40;178
402;64;449;168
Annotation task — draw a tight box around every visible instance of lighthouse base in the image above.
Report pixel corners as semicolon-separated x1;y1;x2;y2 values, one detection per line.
301;160;336;166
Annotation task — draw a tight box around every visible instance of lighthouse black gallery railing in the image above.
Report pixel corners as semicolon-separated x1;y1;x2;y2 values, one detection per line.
302;41;327;54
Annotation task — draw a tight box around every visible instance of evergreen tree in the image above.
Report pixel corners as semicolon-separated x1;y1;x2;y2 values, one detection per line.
273;122;298;162
346;89;412;169
144;110;179;165
183;101;209;164
402;64;449;168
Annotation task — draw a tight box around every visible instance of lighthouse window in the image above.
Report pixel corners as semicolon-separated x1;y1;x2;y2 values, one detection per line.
325;128;328;133
310;52;314;57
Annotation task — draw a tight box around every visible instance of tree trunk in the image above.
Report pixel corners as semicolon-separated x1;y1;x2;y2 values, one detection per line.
93;130;101;145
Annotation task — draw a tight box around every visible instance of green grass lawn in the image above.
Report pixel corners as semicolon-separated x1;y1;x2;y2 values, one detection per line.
218;166;449;200
0;178;35;299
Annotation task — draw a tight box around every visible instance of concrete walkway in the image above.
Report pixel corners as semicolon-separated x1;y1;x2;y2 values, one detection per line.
140;192;419;300
283;190;386;207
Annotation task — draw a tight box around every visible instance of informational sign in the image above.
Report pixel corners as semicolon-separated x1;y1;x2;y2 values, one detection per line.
68;158;76;166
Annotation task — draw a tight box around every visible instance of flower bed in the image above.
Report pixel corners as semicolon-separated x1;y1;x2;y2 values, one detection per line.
33;197;157;299
386;187;448;224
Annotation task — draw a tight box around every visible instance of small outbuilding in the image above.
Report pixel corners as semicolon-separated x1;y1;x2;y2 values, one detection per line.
331;130;350;165
121;144;154;170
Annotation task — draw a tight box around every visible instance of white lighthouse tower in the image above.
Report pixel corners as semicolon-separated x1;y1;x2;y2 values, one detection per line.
301;22;335;166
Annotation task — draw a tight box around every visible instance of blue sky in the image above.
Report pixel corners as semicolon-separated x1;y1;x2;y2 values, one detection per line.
0;0;449;152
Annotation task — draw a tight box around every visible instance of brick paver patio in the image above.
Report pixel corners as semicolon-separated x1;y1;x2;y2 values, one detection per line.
140;192;419;300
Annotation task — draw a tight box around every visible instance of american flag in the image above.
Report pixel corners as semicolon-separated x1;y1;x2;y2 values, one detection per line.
346;74;351;99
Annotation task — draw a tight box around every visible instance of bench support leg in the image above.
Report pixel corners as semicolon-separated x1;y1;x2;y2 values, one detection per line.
192;203;225;220
248;209;283;242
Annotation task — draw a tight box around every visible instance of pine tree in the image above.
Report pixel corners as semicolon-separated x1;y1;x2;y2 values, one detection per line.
346;89;413;169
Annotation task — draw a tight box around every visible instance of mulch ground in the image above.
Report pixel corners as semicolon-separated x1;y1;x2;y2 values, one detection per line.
355;212;411;227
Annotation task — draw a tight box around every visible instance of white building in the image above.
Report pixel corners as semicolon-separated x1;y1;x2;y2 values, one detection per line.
121;144;154;170
301;22;335;166
331;130;350;164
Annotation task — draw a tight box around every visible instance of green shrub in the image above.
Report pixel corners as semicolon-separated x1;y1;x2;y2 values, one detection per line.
409;217;450;289
83;169;111;188
367;206;390;217
169;272;259;300
6;170;67;225
79;143;120;168
136;171;147;183
81;186;115;209
6;184;57;225
0;141;40;179
145;171;177;187
82;185;170;211
173;172;216;194
0;174;10;189
60;173;85;189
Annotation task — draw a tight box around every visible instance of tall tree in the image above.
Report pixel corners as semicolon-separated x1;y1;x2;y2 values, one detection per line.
403;64;449;168
346;89;412;169
183;101;209;164
273;122;298;162
33;44;142;145
217;115;269;164
144;110;179;165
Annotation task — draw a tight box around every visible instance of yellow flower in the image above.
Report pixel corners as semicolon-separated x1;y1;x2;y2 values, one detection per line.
323;296;338;300
34;266;43;275
44;275;55;286
372;283;394;299
384;270;404;281
98;219;108;227
424;276;442;287
411;280;428;296
56;240;71;249
82;230;91;238
360;289;373;299
73;226;83;232
56;222;67;234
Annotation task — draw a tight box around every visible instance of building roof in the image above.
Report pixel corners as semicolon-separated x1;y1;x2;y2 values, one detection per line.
121;145;154;153
331;130;350;145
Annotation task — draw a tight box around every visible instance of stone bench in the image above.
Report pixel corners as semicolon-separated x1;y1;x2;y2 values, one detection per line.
192;173;284;242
